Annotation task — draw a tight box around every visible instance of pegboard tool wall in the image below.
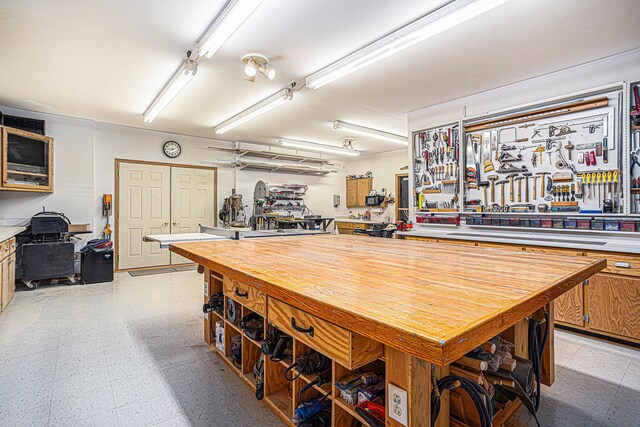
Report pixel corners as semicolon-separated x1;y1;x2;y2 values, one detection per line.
461;86;624;216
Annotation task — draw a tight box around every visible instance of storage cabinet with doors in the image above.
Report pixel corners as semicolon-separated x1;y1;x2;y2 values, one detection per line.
116;160;217;270
334;220;373;235
1;126;54;193
345;177;372;208
588;274;640;340
1;237;17;313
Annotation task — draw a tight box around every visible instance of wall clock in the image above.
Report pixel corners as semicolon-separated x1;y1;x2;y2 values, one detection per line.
163;140;181;158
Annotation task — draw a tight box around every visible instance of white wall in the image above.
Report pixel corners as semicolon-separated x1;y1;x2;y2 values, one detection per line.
0;108;347;236
409;49;640;132
0;107;94;229
343;149;409;222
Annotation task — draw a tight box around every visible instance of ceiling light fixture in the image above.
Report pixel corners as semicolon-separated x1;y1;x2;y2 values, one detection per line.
242;54;276;82
197;0;265;59
143;55;198;123
333;121;407;145
214;87;293;134
306;0;512;89
279;138;360;157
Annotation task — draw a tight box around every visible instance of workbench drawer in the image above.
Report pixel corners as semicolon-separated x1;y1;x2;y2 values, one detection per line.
267;297;383;369
1;237;16;260
223;277;266;316
585;251;640;278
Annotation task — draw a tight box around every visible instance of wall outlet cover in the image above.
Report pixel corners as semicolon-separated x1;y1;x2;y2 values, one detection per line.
388;383;408;426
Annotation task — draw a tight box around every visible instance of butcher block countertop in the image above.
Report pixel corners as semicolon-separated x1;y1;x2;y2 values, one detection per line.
171;235;606;365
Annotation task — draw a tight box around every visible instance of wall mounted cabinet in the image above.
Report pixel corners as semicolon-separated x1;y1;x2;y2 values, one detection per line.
345;177;372;208
1;126;53;193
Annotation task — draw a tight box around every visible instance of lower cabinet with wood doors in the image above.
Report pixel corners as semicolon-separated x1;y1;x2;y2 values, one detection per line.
1;236;17;313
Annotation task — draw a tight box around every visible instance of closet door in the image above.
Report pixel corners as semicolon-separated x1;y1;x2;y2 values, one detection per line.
170;167;216;265
118;162;171;269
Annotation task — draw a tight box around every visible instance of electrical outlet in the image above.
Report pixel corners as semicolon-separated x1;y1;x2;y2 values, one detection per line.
388;383;408;426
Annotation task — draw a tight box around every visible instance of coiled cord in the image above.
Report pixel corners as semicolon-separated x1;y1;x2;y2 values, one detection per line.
431;375;493;427
528;309;549;411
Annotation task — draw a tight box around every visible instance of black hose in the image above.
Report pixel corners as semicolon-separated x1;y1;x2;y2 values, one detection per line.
431;375;493;427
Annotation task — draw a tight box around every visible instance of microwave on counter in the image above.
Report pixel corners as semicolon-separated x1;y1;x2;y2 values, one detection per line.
365;195;385;206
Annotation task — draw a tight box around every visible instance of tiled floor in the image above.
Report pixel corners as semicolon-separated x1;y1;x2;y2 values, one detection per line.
0;270;638;427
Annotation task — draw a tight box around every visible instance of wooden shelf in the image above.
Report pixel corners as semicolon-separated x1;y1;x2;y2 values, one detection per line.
225;319;242;334
244;335;262;348
297;371;332;397
334;396;369;425
224;356;240;373
243;372;257;391
265;389;292;420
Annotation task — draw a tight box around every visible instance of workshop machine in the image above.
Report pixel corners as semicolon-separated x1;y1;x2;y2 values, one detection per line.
16;211;88;289
219;190;247;228
250;180;333;230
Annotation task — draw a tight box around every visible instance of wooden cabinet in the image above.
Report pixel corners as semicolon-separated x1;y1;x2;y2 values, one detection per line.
335;221;371;235
1;126;54;193
1;237;16;312
554;284;584;326
588;274;640;340
345;177;372;208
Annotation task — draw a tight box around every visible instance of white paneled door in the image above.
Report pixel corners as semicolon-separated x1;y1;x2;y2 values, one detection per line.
117;162;216;270
170;167;216;265
118;162;171;269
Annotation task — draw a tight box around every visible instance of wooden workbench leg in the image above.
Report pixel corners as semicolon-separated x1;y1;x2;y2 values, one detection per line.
386;346;436;427
434;365;450;427
541;302;555;386
203;267;212;344
503;319;529;359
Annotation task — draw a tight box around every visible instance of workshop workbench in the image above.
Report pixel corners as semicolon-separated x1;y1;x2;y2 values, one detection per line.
171;235;606;427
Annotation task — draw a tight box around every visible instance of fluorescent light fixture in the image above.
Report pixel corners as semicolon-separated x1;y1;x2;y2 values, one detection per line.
306;0;511;89
143;58;198;123
279;138;360;157
198;0;264;58
333;121;407;145
214;88;293;134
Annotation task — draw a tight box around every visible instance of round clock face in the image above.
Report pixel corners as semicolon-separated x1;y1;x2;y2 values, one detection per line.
163;140;181;158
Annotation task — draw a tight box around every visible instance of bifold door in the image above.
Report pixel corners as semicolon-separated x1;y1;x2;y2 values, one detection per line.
118;163;171;270
118;162;216;270
170;167;216;265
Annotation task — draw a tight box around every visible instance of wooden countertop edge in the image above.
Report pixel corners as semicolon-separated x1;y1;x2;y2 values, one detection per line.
440;258;606;364
171;244;607;366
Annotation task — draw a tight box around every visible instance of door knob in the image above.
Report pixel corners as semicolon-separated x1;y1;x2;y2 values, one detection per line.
162;222;169;227
173;222;179;226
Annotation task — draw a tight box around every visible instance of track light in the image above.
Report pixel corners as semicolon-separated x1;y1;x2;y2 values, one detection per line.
242;54;275;82
279;138;360;157
143;56;198;123
198;0;265;59
260;66;276;80
333;121;407;145
244;60;258;78
306;0;512;89
214;87;293;134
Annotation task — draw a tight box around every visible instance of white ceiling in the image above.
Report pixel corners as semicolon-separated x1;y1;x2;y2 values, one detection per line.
1;0;639;155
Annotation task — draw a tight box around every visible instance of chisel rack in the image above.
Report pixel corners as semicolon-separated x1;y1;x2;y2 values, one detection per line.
461;86;625;216
412;123;461;213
